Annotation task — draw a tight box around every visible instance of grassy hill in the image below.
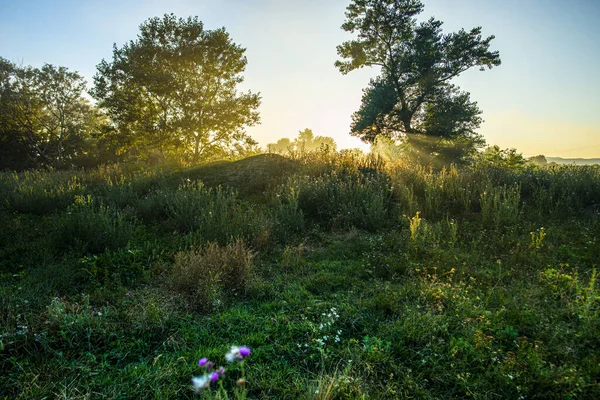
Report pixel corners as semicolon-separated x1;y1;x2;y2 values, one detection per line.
1;155;599;398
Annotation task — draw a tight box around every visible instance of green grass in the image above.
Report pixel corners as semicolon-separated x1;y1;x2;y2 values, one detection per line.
1;154;599;398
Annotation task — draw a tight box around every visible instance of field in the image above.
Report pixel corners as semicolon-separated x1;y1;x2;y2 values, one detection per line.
1;153;599;399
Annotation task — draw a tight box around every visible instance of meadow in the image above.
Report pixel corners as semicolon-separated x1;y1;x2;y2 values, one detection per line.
0;152;599;399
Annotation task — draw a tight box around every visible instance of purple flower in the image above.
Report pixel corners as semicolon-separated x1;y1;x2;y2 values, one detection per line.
239;346;251;357
210;372;219;382
225;345;251;362
198;357;208;367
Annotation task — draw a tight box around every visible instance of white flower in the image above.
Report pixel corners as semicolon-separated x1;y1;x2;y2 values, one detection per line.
192;375;210;391
225;346;240;362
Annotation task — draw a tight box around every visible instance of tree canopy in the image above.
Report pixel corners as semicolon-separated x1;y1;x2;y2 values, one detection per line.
336;0;501;164
0;58;100;169
92;14;261;162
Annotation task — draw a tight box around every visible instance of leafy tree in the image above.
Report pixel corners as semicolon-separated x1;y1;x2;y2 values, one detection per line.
92;14;261;162
267;129;337;155
476;145;526;169
35;64;90;164
336;0;500;164
0;58;46;169
528;154;547;166
267;137;292;154
0;58;99;169
294;128;337;153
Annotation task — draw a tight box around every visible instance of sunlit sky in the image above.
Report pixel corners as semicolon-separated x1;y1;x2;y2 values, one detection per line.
1;0;599;158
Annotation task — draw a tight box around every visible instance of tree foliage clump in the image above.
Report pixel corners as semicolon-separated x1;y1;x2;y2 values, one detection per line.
336;0;501;165
92;14;261;163
0;58;101;169
267;128;337;155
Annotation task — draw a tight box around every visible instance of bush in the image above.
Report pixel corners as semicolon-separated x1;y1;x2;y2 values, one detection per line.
54;195;138;253
169;240;253;311
282;171;394;231
139;180;271;247
3;170;84;215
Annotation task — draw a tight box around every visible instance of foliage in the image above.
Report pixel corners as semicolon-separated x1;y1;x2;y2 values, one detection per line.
92;14;260;163
476;145;527;169
0;58;102;169
54;194;138;254
528;154;548;166
336;0;500;164
170;240;253;311
267;128;337;156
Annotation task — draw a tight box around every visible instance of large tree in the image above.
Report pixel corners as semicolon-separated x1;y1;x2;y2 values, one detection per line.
336;0;500;164
92;14;261;162
0;58;99;169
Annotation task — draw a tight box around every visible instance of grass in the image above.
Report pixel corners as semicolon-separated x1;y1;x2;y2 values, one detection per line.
0;153;599;398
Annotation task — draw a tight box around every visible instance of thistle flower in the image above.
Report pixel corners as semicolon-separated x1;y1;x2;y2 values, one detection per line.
225;345;251;362
210;372;220;382
239;346;251;357
198;357;208;367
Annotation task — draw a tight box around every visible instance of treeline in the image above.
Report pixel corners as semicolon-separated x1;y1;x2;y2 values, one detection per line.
0;14;261;171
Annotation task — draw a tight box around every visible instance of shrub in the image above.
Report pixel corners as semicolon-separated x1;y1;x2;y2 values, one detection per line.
3;170;84;215
479;184;521;228
282;171;394;231
139;180;271;246
169;240;253;311
54;195;138;253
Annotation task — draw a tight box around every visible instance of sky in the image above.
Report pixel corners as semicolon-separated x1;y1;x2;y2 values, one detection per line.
1;0;599;158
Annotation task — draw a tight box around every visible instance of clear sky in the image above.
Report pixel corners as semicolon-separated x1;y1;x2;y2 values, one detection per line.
1;0;599;157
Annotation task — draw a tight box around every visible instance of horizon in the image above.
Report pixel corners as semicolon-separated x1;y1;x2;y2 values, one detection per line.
1;0;599;158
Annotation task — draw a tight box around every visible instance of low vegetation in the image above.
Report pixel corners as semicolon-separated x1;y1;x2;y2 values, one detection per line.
1;151;599;398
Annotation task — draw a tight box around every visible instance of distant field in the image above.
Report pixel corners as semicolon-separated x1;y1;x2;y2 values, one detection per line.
1;154;599;399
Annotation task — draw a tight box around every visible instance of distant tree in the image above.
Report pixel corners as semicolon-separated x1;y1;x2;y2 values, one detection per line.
294;128;337;153
528;154;548;166
92;14;261;163
336;0;500;165
267;137;292;154
267;129;337;155
476;145;526;169
0;58;99;169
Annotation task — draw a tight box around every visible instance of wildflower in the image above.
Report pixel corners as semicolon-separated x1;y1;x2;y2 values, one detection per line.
210;372;220;382
191;375;210;391
225;345;251;362
239;346;251;357
198;357;208;367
